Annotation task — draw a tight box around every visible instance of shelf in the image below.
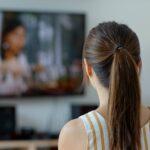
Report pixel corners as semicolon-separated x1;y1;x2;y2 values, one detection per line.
0;139;58;150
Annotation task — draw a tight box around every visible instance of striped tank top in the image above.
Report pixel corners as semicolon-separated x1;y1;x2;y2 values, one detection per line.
80;111;150;150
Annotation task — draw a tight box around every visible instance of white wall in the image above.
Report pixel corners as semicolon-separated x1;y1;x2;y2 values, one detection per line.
0;0;149;133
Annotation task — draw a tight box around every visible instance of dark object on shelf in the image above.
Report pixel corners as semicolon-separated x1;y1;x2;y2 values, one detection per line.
16;128;58;140
16;128;36;140
0;106;16;133
0;130;57;140
50;133;59;139
51;148;58;150
71;104;98;119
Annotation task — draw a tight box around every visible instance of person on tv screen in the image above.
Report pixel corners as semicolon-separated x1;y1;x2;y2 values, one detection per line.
0;18;30;96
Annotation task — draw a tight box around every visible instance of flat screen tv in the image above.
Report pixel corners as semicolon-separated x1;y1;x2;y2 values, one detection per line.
0;11;85;97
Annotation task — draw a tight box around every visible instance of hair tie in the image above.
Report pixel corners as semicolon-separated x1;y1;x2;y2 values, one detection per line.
115;44;124;52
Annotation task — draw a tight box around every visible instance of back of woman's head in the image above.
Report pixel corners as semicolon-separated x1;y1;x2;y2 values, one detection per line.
83;21;141;149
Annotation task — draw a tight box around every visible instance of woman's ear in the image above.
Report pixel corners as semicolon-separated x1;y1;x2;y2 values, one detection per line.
137;60;142;74
84;58;93;77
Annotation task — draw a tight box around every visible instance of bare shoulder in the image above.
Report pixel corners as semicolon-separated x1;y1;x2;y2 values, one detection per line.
58;118;87;150
141;105;150;126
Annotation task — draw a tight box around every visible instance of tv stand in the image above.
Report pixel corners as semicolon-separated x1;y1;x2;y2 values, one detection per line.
0;139;58;150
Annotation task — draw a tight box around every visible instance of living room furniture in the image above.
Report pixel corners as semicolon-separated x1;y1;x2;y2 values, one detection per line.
0;139;58;150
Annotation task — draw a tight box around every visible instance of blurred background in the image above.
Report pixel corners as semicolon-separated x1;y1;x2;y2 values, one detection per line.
0;0;149;150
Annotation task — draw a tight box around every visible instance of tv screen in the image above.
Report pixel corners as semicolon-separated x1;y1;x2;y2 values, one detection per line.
0;11;85;97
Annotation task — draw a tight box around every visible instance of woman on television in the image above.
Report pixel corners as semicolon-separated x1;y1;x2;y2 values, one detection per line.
0;18;30;96
59;22;150;149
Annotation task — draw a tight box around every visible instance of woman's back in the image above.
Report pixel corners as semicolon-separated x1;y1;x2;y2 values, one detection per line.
59;106;150;150
80;109;150;150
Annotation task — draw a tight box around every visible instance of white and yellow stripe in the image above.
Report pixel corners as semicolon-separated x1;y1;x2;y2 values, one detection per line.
80;111;150;150
142;121;150;150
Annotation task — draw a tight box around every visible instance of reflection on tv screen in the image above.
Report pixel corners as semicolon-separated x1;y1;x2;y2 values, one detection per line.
0;11;85;97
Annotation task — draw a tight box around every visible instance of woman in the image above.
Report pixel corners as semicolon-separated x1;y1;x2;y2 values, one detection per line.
59;22;150;149
0;18;30;95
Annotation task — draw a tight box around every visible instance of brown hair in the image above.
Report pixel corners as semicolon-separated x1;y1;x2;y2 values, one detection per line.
83;22;141;149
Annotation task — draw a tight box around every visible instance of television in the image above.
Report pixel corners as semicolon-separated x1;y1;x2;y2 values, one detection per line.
0;11;85;97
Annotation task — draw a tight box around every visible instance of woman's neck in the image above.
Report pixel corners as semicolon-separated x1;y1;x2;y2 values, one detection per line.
96;85;109;120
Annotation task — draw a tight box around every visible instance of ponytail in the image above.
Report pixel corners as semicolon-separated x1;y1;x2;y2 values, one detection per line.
108;48;141;149
83;21;141;149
